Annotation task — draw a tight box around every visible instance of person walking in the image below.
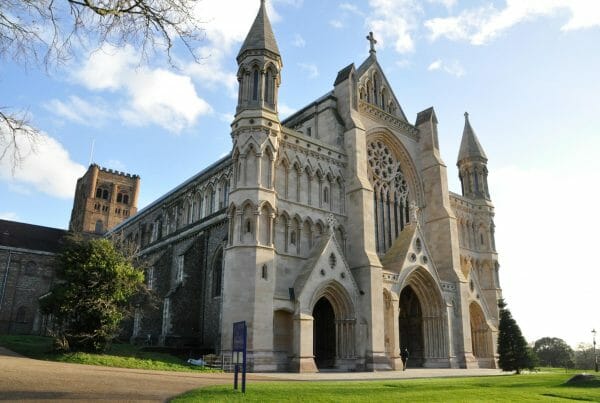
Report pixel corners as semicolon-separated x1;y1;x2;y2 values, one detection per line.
401;348;409;371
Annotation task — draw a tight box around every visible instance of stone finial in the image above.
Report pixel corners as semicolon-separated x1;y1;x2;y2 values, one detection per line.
326;213;338;234
366;31;377;55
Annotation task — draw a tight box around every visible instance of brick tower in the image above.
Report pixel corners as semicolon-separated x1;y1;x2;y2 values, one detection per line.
69;164;140;234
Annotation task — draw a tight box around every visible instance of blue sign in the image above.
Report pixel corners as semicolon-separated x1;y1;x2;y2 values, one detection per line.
233;321;246;351
232;321;247;393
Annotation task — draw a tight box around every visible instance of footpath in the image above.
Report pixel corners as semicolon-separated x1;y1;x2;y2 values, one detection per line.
0;347;505;402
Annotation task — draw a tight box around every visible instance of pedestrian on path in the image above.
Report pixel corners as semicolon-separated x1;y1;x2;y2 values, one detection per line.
401;348;409;371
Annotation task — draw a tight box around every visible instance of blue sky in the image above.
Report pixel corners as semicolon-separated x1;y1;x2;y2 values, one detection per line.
1;0;599;349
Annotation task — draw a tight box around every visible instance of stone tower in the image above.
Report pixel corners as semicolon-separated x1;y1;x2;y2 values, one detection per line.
69;164;140;234
220;0;283;371
456;112;501;366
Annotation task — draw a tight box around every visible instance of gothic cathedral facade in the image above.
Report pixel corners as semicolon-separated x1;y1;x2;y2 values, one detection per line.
109;1;501;372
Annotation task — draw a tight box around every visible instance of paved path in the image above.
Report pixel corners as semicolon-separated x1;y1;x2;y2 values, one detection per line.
0;347;506;402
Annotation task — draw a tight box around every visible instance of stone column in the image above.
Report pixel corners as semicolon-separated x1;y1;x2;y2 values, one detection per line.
290;313;317;373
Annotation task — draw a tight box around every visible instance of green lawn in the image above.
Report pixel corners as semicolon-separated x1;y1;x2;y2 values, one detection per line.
0;335;219;373
174;373;600;402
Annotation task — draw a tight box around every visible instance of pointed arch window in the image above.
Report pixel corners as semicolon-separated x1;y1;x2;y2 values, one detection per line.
252;69;259;101
213;249;223;297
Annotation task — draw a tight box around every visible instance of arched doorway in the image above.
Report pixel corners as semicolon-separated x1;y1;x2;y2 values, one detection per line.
399;286;424;367
469;302;494;367
313;297;336;368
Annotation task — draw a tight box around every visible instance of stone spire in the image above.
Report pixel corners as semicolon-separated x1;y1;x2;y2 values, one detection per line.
237;0;280;63
457;112;490;200
457;112;487;164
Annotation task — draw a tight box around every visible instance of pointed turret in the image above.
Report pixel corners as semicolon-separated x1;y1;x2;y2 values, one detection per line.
458;112;487;163
457;112;490;200
237;0;280;63
234;0;282;115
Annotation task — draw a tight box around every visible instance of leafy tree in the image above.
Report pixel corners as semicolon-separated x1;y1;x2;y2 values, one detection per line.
497;299;535;374
40;236;145;352
533;337;574;368
574;343;596;370
0;0;203;169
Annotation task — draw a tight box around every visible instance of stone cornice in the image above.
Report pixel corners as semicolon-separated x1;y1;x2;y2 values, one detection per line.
358;100;419;140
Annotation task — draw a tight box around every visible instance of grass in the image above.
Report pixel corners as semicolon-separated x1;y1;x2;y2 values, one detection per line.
0;335;220;373
173;373;600;402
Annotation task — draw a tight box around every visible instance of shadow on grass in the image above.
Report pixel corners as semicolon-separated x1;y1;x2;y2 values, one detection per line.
0;335;219;373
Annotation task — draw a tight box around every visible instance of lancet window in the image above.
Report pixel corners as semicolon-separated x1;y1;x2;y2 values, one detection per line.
367;139;410;254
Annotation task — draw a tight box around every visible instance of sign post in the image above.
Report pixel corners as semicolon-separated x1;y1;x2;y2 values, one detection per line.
232;321;247;393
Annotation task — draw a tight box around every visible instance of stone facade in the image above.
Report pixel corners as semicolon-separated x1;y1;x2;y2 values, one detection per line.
109;2;502;372
1;1;502;373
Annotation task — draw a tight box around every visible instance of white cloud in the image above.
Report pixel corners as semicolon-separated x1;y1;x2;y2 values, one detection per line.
366;0;422;54
0;126;86;199
427;0;456;9
330;19;344;29
45;96;111;127
193;0;281;52
427;59;465;77
0;212;19;221
298;63;319;79
425;0;600;45
292;34;306;47
74;44;211;133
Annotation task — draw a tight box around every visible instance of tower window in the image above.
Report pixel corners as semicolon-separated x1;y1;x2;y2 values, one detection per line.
261;264;268;280
307;127;312;137
96;188;109;200
323;187;329;204
213;250;223;297
95;220;104;234
252;70;259;101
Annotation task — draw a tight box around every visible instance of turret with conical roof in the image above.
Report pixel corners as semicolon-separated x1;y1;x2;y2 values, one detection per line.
234;0;282;115
457;112;490;200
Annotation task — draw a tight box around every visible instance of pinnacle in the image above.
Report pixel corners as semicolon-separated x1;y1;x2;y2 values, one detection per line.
457;111;487;163
237;0;280;62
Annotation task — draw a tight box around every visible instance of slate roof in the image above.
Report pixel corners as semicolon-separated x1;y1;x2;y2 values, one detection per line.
381;223;416;270
458;112;487;162
237;0;280;61
333;63;355;86
0;219;67;253
415;107;438;126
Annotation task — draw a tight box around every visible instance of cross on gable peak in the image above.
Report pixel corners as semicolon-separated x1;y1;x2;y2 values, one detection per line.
366;31;377;54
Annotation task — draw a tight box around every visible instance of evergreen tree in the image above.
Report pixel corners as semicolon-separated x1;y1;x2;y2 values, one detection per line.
497;299;535;374
40;236;145;352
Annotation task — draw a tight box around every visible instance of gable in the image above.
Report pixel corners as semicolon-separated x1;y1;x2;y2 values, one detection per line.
293;232;359;310
356;56;408;122
381;223;442;285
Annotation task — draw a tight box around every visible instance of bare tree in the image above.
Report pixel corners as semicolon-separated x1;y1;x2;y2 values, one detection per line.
0;0;204;170
0;109;39;173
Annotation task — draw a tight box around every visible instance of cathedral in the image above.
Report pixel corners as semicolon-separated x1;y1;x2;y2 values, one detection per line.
0;1;502;372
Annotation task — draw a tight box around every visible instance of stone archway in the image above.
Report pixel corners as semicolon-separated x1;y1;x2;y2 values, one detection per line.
306;281;356;371
469;302;495;368
397;267;449;368
313;297;336;368
399;286;424;367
